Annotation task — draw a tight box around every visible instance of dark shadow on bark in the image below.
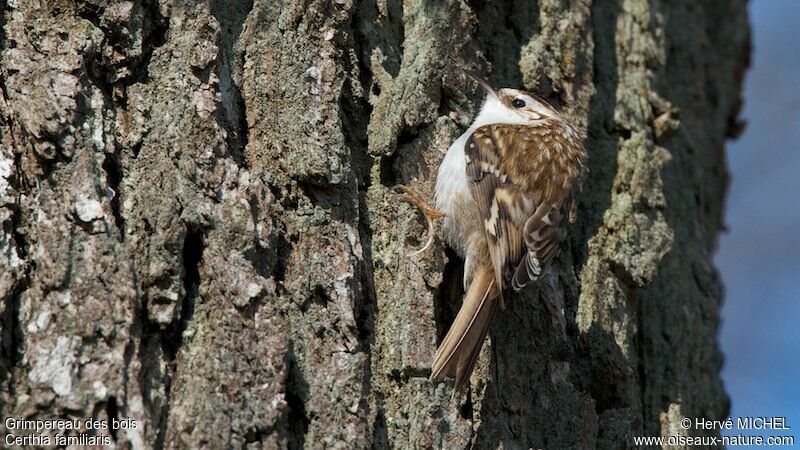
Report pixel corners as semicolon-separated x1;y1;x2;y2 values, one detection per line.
579;322;640;448
137;331;168;449
474;0;540;88
433;247;464;344
106;395;120;442
355;0;403;81
285;341;310;450
472;284;562;447
102;152;125;236
76;0;168;88
571;0;621;267
371;406;389;448
210;0;252;167
473;285;634;448
0;279;24;391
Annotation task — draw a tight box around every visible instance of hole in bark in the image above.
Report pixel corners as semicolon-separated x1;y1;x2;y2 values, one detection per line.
300;286;329;314
102;152;124;237
608;259;636;288
459;390;473;420
273;233;294;287
106;396;119;441
285;343;310;449
371;408;389;448
182;226;204;300
586;363;628;413
131;141;143;159
397;128;419;148
437;84;460;118
354;191;377;344
161;225;204;361
378;126;427;188
297;181;342;210
378;151;400;187
1;206;28;381
244;426;267;444
190;66;212;84
76;2;163;93
1;281;24;380
76;4;103;29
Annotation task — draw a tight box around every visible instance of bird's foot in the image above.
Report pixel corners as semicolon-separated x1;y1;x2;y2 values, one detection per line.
393;184;445;256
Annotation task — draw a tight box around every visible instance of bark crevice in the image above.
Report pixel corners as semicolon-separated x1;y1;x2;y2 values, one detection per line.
210;0;253;167
285;342;311;450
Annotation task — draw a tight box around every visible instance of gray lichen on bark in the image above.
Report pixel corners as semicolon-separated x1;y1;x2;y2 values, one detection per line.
0;0;749;449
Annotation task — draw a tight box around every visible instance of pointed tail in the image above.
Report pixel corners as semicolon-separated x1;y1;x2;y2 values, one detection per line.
431;264;500;393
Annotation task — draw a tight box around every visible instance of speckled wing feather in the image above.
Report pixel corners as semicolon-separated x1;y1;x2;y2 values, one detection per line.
465;127;528;296
511;202;567;291
467;123;585;291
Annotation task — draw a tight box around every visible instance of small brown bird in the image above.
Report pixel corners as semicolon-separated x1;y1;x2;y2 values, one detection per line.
400;72;587;393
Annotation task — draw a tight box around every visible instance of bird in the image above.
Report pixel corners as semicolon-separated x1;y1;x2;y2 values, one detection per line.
397;71;587;394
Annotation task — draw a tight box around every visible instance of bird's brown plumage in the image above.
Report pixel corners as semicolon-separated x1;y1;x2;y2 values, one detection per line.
431;118;586;393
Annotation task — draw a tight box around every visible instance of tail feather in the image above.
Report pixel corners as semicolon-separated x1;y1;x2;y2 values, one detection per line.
431;265;500;393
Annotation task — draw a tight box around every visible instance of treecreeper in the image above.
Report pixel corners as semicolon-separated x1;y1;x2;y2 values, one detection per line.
396;71;588;394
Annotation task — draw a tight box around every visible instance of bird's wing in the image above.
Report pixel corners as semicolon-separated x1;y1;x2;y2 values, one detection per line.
465;125;530;294
511;202;568;291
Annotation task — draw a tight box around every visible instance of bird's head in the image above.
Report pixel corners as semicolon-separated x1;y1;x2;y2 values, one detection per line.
465;71;560;126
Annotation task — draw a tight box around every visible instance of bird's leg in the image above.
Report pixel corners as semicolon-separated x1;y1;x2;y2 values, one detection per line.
393;184;446;256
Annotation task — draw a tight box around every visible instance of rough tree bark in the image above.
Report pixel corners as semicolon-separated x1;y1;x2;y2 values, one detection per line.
0;0;749;449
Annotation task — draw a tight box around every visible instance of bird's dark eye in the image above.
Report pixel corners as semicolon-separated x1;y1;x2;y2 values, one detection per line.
512;98;526;108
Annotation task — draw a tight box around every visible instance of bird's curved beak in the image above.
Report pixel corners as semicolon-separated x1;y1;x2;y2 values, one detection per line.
464;70;498;99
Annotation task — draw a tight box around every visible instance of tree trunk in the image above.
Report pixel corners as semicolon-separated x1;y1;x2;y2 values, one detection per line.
0;0;749;448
